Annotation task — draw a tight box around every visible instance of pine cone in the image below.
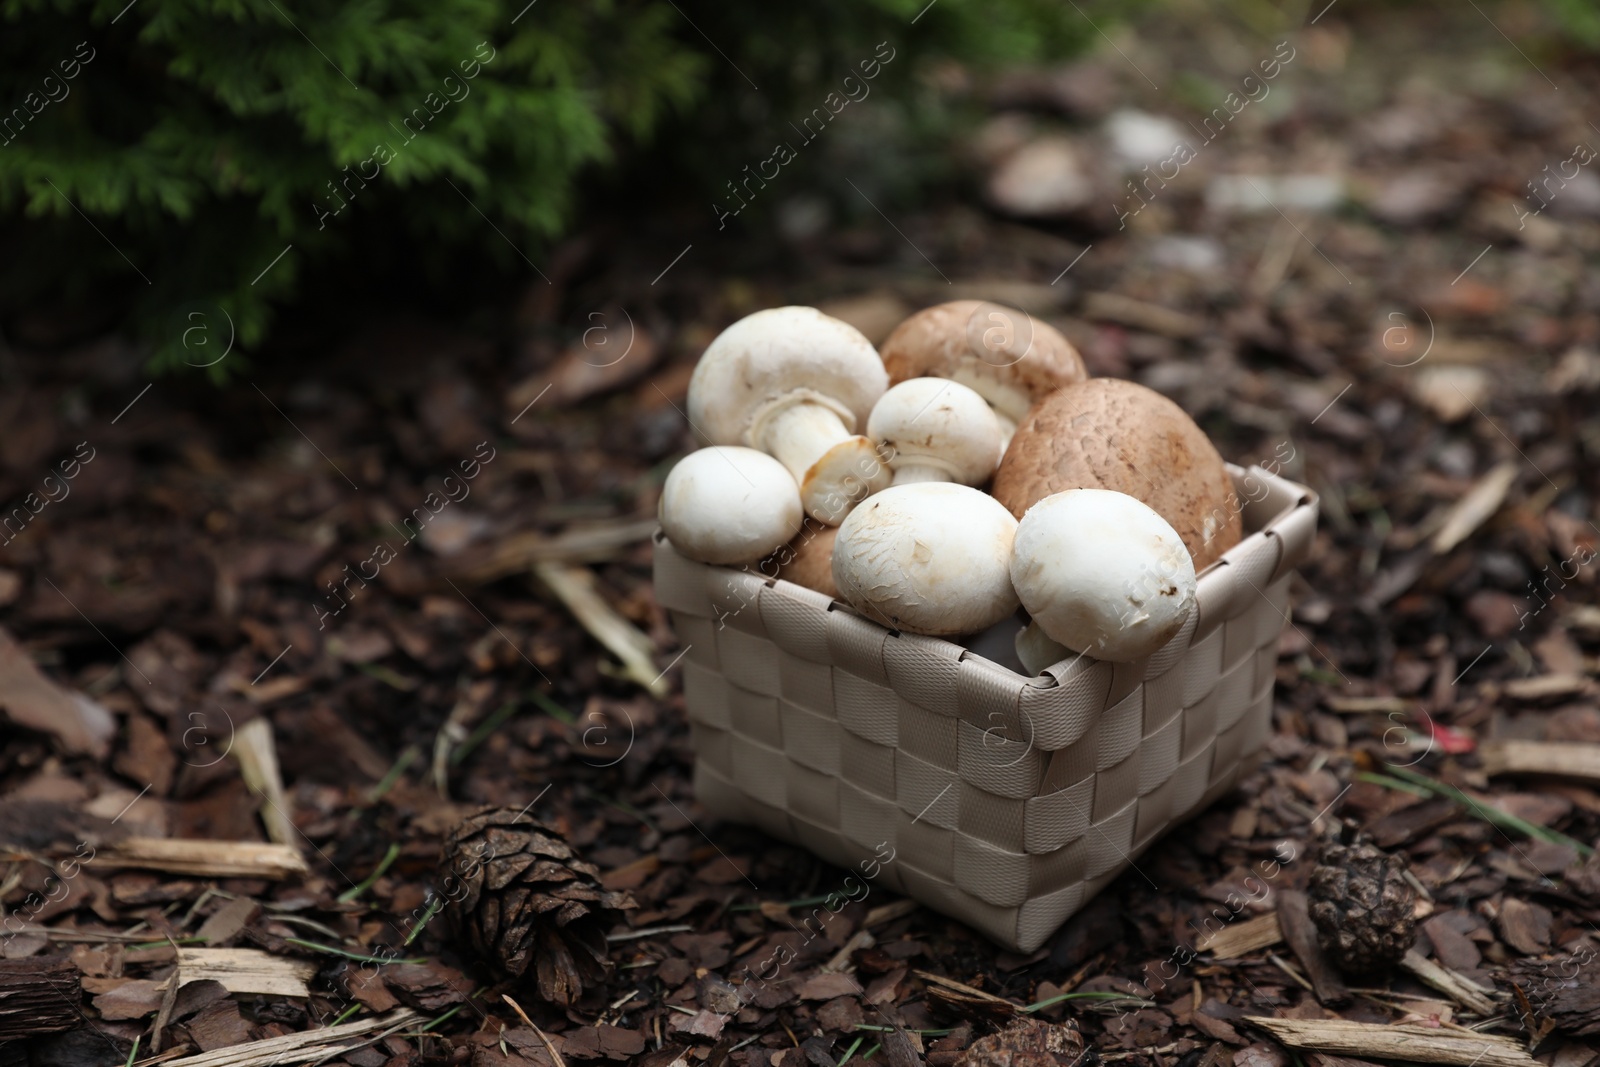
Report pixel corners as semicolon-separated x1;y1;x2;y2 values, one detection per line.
441;807;634;1006
1307;836;1417;975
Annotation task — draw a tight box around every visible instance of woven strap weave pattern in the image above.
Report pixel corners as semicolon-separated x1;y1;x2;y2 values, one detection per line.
656;465;1319;952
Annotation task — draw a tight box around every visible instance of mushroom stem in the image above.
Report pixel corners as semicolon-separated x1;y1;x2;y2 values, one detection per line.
756;401;889;524
756;401;855;484
994;411;1017;453
890;461;957;485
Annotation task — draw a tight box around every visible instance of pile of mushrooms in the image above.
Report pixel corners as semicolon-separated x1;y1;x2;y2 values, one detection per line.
660;300;1243;665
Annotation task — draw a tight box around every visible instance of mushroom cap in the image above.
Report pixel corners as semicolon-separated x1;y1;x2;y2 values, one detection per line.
992;378;1242;571
687;306;888;446
772;523;839;598
832;482;1019;637
867;378;1004;485
659;447;804;566
1011;489;1197;662
879;300;1088;422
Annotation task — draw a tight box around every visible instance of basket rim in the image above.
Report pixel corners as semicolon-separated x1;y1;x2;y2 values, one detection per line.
653;462;1318;684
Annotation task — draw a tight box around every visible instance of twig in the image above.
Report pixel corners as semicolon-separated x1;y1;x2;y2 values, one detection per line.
98;838;309;879
533;562;665;697
1269;953;1316;993
1199;912;1283;959
607;924;693;941
233;717;297;848
1401;949;1497;1015
1246;1016;1536;1066
1102;1043;1184;1061
445;519;658;585
155;1010;421;1067
503;995;566;1067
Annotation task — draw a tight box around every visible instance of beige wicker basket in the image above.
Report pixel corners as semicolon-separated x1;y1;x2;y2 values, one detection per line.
654;465;1318;952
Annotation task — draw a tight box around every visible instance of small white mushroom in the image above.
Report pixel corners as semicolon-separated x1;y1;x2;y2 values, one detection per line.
1010;489;1197;662
832;482;1019;637
878;300;1088;451
659;447;804;566
687;307;890;525
1014;620;1071;675
867;378;1004;486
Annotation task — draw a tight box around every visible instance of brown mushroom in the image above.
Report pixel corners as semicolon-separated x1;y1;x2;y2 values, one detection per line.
879;300;1088;446
992;379;1242;571
771;523;839;598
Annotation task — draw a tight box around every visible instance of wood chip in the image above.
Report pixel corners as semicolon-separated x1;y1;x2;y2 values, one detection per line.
534;563;666;698
1322;696;1412;715
94;977;166;1020
913;969;1020;1021
1431;462;1517;554
1369;798;1459;849
0;957;81;1037
822;929;873;974
1200;913;1283;959
446;520;658;586
157;1009;421;1067
1499;676;1591;704
98;838;310;879
187;1001;254;1052
1482;740;1600;782
1245;1017;1535;1067
881;1020;925;1067
173;948;316;998
232;717;298;848
864;899;919;927
1082;292;1206;338
196;897;260;945
1411;365;1488;424
1497;898;1552;955
0;625;115;757
1400;949;1496;1015
1275;889;1347;1007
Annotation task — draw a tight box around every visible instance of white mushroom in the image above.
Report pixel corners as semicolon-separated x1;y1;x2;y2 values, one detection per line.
878;300;1089;451
659;447;804;566
867;378;1004;486
1010;489;1197;662
687;307;890;525
832;482;1019;637
1014;620;1070;675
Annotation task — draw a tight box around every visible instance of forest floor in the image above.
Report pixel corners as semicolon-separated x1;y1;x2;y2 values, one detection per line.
4;3;1600;1066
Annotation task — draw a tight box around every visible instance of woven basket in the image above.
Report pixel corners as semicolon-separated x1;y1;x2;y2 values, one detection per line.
653;464;1318;952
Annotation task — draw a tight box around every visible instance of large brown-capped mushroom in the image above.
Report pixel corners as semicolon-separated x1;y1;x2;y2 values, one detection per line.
687;306;890;525
832;483;1019;637
992;379;1241;571
659;446;804;566
771;523;839;598
879;300;1088;447
867;378;1003;486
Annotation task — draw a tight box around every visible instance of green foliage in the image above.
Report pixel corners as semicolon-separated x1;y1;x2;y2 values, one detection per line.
1537;0;1600;46
0;0;1097;372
